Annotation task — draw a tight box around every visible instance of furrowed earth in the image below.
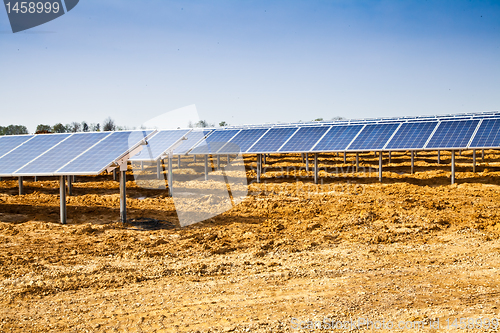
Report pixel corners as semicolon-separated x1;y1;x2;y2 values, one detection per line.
1;151;500;332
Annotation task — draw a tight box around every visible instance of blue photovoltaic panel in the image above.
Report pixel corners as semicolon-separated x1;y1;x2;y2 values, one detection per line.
15;132;110;176
347;123;400;151
279;126;330;152
0;134;71;176
217;128;269;154
174;130;211;155
0;135;34;158
426;120;480;149
311;125;364;151
130;129;190;161
189;129;240;154
385;122;438;150
469;119;500;148
56;131;151;175
247;127;298;153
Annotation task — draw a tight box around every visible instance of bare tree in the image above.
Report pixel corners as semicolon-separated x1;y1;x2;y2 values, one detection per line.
69;122;81;133
102;118;116;131
81;121;89;132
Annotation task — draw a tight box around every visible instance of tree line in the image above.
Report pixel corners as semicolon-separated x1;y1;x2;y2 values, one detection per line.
35;118;119;134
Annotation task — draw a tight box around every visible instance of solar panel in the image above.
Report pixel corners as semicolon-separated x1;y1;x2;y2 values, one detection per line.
247;127;298;153
469;119;500;148
0;135;34;158
56;131;152;175
311;125;364;152
217;128;269;154
130;129;191;161
347;123;400;151
0;134;71;176
14;132;111;176
279;126;330;152
425;120;480;149
174;130;212;155
189;129;241;155
385;122;438;150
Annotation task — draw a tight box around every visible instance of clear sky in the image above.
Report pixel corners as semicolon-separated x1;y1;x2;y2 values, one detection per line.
1;0;499;132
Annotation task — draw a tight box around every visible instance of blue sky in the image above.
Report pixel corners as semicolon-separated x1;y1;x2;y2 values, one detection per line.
1;0;499;132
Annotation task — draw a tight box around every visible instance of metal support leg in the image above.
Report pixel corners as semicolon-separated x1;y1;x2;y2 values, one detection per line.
168;154;173;197
473;149;476;173
314;153;318;184
178;155;181;168
34;176;38;182
157;159;162;179
355;152;359;172
301;153;304;163
305;153;309;172
217;155;220;169
67;175;72;196
411;151;414;174
388;151;391;164
459;149;462;156
482;149;485;161
204;155;208;181
379;152;383;182
343;152;346;164
257;154;261;183
141;161;144;171
451;150;455;185
18;177;23;195
194;155;197;163
113;168;117;181
60;176;66;224
263;154;266;165
437;150;441;164
119;170;126;223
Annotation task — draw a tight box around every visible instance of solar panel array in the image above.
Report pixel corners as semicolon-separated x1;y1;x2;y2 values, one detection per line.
1;111;499;177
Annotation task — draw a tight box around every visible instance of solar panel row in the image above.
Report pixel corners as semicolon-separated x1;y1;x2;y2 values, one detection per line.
182;118;500;155
0;130;156;177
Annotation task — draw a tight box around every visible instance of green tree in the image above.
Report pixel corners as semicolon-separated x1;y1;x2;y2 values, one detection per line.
313;118;324;121
36;124;52;133
81;121;89;132
219;121;229;127
1;125;29;135
52;123;67;133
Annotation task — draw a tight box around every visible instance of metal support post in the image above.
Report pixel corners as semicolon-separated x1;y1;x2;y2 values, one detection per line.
355;152;359;172
473;149;476;173
168;154;173;197
157;159;162;179
34;176;38;182
305;153;309;172
217;155;220;169
482;149;485;160
141;161;144;171
18;177;23;195
113;168;117;181
437;150;441;164
343;152;346;164
379;152;383;182
204;155;209;181
178;155;181;168
257;154;261;183
459;149;462;156
263;154;266;165
119;170;126;223
411;151;414;174
72;175;76;183
60;176;66;224
67;175;73;196
388;151;391;164
194;155;197;163
227;154;230;165
451;150;455;185
314;153;318;184
301;153;304;163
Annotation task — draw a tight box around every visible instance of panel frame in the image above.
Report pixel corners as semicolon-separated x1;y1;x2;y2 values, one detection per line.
129;129;192;162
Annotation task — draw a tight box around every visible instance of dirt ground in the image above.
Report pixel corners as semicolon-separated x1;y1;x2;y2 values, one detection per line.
1;150;500;332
